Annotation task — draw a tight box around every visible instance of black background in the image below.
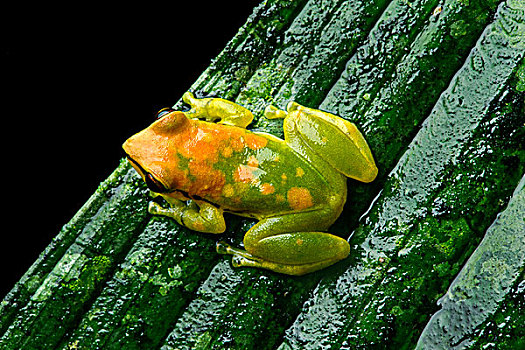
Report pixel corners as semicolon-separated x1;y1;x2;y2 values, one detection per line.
1;2;261;298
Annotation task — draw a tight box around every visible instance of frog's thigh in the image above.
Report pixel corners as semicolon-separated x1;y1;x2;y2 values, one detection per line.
248;231;350;267
285;105;378;183
243;212;350;266
182;92;253;128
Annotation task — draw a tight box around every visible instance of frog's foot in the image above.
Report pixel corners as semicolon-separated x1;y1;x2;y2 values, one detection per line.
149;199;226;234
217;241;260;261
182;91;253;128
218;241;278;273
286;101;301;112
264;105;288;120
182;91;206;116
264;101;307;120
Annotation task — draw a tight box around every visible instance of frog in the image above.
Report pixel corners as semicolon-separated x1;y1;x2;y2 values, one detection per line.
122;92;378;275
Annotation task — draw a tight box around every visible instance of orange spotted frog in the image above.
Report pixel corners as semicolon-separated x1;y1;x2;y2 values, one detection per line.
123;92;377;275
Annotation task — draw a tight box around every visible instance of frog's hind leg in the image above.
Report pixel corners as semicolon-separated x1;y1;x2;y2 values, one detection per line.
217;236;349;276
182;91;254;128
284;101;378;183
217;209;350;276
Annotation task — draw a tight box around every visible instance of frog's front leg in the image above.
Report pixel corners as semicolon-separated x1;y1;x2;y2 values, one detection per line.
217;210;350;276
149;197;226;234
182;91;254;128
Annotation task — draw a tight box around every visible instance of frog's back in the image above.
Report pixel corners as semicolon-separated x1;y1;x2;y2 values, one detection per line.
175;121;331;215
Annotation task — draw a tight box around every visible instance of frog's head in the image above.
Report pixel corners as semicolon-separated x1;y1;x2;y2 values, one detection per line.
123;110;189;193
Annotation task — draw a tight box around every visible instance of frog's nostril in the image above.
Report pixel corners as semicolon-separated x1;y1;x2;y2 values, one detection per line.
156;107;175;119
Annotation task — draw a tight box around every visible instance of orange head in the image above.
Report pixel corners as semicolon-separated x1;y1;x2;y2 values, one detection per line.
122;111;190;193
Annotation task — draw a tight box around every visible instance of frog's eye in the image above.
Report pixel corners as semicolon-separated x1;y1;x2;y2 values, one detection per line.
145;173;170;193
156;107;175;119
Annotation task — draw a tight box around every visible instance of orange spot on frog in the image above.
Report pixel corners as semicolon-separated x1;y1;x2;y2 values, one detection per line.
260;183;275;195
287;187;314;211
281;173;288;186
247;155;259;168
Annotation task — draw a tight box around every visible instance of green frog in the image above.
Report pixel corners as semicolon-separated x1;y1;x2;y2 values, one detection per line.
123;92;377;275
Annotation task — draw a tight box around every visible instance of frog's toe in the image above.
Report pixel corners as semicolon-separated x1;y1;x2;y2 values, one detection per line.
182;91;197;107
148;201;163;214
230;255;265;270
286;101;301;112
216;241;231;255
231;255;245;268
216;242;257;268
264;105;287;120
